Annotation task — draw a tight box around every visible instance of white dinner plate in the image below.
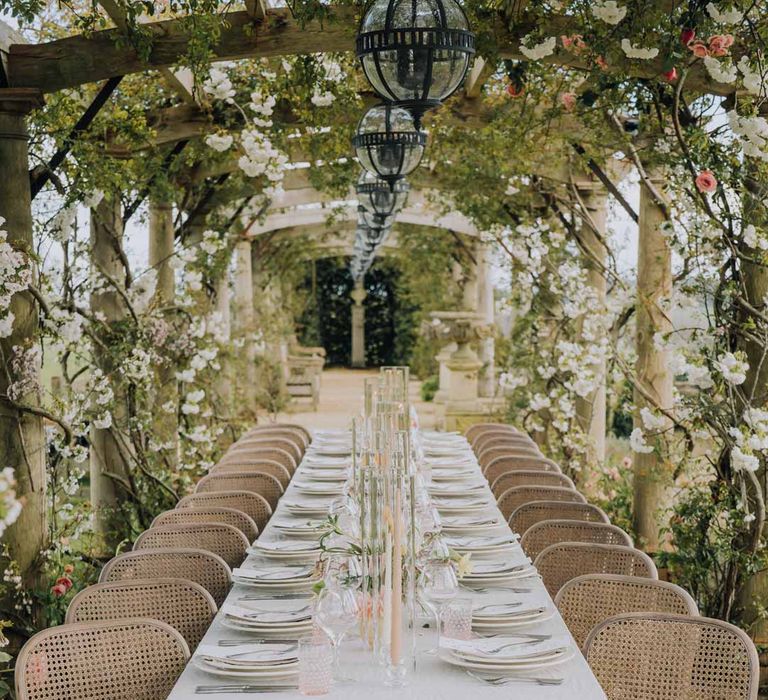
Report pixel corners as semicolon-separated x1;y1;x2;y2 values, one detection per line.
193;656;299;680
438;646;573;672
471;607;555;629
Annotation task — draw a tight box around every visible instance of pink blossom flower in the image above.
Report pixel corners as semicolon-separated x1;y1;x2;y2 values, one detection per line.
622;456;632;469
709;34;734;57
51;583;68;597
561;34;587;54
689;41;710;58
680;28;696;46
695;170;718;193
55;576;73;591
560;92;576;110
595;55;609;71
663;67;678;82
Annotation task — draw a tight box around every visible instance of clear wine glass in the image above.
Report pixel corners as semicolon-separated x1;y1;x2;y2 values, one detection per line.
419;559;458;655
314;585;359;682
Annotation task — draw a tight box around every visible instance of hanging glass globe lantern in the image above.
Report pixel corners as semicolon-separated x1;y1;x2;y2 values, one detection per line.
356;0;475;123
358;205;395;232
352;104;427;186
356;171;410;222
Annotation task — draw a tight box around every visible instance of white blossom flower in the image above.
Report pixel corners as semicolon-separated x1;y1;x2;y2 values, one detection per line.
728;112;768;161
93;412;112;429
738;57;766;95
743;224;768;250
0;313;13;338
520;35;557;61
530;393;551;411
706;3;743;23
205;133;234;152
629;427;654;454
175;369;196;383
703;56;738;84
592;0;626;24
715;352;749;385
732;445;759;472
203;67;235;102
185;389;205;404
181;401;200;415
82;190;105;208
499;372;527;391
687;364;714;389
621;39;659;60
311;90;335;107
640;407;666;431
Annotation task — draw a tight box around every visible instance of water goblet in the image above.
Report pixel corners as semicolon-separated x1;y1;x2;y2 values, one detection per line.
314;585;359;683
419;559;458;655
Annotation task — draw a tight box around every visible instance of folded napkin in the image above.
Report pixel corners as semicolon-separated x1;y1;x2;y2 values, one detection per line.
441;635;570;660
472;600;548;620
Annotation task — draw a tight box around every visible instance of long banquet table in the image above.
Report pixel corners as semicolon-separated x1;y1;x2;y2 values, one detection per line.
168;429;607;699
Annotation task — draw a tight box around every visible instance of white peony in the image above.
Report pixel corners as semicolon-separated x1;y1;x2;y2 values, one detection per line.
621;39;659;59
592;0;626;24
629;428;654;454
520;35;557;61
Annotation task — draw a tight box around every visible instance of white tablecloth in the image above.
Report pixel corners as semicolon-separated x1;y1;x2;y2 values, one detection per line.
168;430;607;699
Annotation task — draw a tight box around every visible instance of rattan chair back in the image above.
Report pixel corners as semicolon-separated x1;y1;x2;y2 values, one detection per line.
491;470;575;499
196;471;283;509
176;490;271;532
66;577;216;649
466;422;521;444
218;447;297;475
509;500;609;536
227;438;301;465
498;485;586;520
535;542;658;597
520;519;632;560
555;574;698;648
100;547;231;606
152;506;258;542
16;618;189;700
134;522;249;568
584;612;759;699
211;459;291;488
484;456;561;486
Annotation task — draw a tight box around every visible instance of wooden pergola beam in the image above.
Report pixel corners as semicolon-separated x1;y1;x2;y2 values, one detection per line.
6;7;357;93
5;6;734;98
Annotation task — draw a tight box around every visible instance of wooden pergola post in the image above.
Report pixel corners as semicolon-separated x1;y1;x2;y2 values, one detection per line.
234;237;257;416
89;194;132;548
0;88;46;588
350;279;366;368
148;198;178;467
477;242;496;398
213;271;233;419
574;186;608;492
633;171;673;551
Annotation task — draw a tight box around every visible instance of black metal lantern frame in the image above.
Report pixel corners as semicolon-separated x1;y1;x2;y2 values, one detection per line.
356;173;410;222
352;103;427;187
356;0;475;125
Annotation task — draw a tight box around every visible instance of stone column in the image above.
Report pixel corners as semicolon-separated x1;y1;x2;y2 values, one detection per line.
434;342;457;403
350;279;366;368
0;89;46;588
633;173;673;551
234;238;257;416
476;243;496;398
148;199;178;467
212;271;233;418
574;187;608;493
90;195;132;548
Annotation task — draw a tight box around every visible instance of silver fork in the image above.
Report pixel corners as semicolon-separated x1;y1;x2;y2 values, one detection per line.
218;639;298;647
195;684;298;694
466;670;564;686
473;635;552;654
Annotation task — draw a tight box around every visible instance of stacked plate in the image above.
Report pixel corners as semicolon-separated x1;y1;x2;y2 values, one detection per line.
219;600;314;636
445;534;518;555
439;635;573;672
283;500;333;517
194;641;299;681
293;482;345;497
272;519;328;539
433;496;491;514
471;596;553;630
459;552;536;587
440;515;502;534
249;541;322;561
232;565;320;591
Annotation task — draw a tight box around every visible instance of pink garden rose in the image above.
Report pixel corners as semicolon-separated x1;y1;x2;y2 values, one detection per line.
51;582;68;597
560;92;576;110
696;170;718;193
680;28;696;46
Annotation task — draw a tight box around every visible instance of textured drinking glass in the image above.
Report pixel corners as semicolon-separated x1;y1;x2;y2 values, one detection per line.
442;597;473;640
298;636;333;696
